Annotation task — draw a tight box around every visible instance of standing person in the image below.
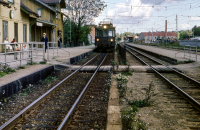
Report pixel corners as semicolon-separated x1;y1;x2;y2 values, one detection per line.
41;33;48;53
57;35;62;48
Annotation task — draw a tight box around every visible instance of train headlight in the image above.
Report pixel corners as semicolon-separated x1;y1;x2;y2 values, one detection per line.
110;39;113;42
97;39;99;41
104;25;107;29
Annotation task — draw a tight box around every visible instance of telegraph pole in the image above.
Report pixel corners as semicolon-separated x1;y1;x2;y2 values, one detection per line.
176;15;178;40
152;28;153;42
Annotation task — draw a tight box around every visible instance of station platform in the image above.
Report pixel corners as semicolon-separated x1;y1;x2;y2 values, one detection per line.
0;45;96;86
48;45;96;64
126;43;200;64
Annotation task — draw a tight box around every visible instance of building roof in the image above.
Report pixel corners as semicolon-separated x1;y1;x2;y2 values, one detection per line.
20;3;39;18
40;0;60;4
40;0;66;8
141;32;177;37
0;0;11;8
35;0;56;12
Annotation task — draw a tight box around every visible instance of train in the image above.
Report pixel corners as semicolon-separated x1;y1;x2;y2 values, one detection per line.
95;20;116;52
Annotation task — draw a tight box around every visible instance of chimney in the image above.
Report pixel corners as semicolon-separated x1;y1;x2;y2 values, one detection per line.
165;20;167;38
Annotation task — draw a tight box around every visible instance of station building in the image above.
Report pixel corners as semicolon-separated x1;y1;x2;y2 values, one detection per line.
0;0;67;52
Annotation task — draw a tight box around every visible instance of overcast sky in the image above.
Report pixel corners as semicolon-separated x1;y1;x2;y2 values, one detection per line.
95;0;200;34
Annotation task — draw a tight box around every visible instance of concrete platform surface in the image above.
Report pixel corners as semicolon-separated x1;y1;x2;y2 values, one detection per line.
127;43;200;63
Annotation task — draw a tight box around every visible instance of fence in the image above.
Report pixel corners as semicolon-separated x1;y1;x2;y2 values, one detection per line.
47;42;70;61
47;42;58;61
0;42;45;67
175;45;197;62
117;43;126;64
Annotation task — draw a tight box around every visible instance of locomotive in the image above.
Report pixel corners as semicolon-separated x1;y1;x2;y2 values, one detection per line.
95;20;116;52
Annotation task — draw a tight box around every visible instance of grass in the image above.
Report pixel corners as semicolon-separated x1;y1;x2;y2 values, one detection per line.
122;71;133;76
41;76;57;84
27;62;38;65
128;100;150;108
19;66;25;69
0;72;7;77
39;61;46;64
21;87;34;96
0;64;16;77
176;60;195;64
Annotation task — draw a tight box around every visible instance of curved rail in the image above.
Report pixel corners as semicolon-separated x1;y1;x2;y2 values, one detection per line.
0;53;100;130
125;44;200;111
58;53;108;130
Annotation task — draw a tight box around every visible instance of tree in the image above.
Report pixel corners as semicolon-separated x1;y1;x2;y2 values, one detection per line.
64;0;107;46
179;30;190;39
192;25;200;37
63;18;92;46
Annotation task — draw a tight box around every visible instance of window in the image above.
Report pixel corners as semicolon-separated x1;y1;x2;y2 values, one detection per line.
56;12;60;20
8;0;14;4
3;21;8;42
23;24;27;42
103;30;108;37
37;9;42;17
56;7;60;20
96;30;102;37
108;30;113;37
14;23;18;42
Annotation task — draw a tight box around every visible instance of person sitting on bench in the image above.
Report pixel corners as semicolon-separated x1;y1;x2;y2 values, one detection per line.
4;37;13;51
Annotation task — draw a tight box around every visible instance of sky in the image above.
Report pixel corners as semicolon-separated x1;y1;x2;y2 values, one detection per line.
94;0;200;34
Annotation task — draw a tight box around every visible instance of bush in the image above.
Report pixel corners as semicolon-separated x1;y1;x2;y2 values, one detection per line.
115;73;128;82
121;107;136;130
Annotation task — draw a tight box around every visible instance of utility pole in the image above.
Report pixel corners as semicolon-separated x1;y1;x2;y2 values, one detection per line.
152;28;153;42
193;28;194;38
70;18;71;42
176;15;178;40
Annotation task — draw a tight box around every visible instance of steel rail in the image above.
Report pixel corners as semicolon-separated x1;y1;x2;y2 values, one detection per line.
125;44;200;111
125;44;200;87
58;53;108;130
0;53;100;130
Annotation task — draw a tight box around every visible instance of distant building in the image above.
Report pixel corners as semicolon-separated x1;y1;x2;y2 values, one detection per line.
89;25;96;44
127;35;134;42
139;32;177;43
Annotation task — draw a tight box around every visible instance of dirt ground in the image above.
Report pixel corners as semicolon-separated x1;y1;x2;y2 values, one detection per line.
121;66;200;130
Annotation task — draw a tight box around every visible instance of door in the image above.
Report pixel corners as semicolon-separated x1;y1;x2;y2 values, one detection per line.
3;21;8;42
14;23;18;42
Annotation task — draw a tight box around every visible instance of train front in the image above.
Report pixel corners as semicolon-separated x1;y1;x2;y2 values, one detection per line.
95;21;116;52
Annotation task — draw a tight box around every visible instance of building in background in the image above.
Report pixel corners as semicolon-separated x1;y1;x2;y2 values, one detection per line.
21;0;67;43
0;0;67;52
87;25;96;44
127;35;134;42
139;32;177;43
0;0;30;52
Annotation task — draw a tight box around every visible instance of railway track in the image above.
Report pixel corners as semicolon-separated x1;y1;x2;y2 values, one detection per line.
0;53;109;130
125;44;200;129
